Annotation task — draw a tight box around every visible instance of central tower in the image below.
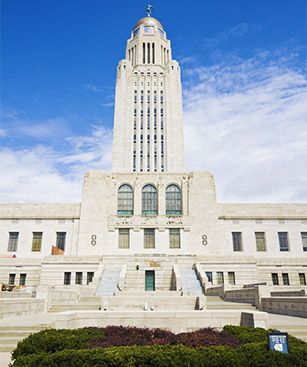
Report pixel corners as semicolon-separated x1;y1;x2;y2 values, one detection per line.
112;9;185;173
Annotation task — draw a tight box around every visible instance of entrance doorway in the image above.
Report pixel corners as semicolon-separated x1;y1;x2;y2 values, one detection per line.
145;270;155;291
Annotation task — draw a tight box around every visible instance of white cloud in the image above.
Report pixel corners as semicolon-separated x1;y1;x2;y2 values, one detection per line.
0;128;6;137
183;54;307;202
1;52;306;204
0;126;112;203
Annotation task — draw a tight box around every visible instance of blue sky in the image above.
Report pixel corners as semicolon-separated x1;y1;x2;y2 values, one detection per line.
1;0;306;203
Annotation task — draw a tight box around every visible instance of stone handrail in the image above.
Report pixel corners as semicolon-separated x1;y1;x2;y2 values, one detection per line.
118;264;127;291
194;263;206;294
172;265;182;291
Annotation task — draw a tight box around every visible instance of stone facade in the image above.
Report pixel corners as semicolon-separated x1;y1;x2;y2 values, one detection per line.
0;13;306;304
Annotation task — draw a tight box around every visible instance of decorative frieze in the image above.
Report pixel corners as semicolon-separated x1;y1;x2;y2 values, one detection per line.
108;215;190;231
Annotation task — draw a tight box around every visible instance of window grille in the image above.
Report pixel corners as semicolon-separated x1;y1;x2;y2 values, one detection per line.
217;272;224;285
119;228;130;249
118;185;133;216
278;232;289;251
228;272;236;285
282;273;290;285
19;274;26;286
301;232;307;251
8;232;19;252
8;274;15;285
32;232;42;252
87;272;94;285
142;185;158;216
166;185;182;215
271;273;279;285
169;228;180;248
75;272;83;285
232;232;242;251
56;232;66;250
299;273;306;286
64;272;71;285
255;232;266;251
144;228;155;248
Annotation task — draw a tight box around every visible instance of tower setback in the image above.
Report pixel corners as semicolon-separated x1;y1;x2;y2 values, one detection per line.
112;15;185;173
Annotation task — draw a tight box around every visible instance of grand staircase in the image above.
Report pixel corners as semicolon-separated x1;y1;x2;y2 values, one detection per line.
180;268;203;295
95;268;121;296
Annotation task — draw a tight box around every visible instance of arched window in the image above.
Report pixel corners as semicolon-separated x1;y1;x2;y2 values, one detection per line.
166;184;181;215
142;184;158;216
117;184;133;216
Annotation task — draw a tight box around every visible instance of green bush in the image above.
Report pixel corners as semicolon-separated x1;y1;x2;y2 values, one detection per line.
11;326;307;367
11;327;103;360
10;343;307;367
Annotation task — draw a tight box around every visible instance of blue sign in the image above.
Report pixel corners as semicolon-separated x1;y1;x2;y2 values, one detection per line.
268;332;289;354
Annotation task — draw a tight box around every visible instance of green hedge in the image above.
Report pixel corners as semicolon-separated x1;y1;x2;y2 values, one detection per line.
10;326;307;367
10;344;307;367
12;327;103;360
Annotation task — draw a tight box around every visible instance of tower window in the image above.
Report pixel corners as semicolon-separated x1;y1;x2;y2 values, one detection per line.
147;43;150;64
117;184;134;216
75;272;83;285
9;274;16;285
142;184;158;216
169;228;180;248
282;273;290;285
271;273;279;285
255;232;266;251
152;43;155;64
144;228;155;248
278;232;289;251
64;272;71;285
232;232;242;251
301;232;307;251
19;274;27;286
299;273;306;286
143;43;145;64
119;228;130;249
8;232;19;252
166;185;182;215
228;272;236;285
32;232;42;252
56;232;66;251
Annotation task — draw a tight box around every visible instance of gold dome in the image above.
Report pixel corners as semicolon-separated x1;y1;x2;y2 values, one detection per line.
133;17;163;30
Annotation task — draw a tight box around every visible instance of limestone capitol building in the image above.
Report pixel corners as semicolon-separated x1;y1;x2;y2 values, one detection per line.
0;8;306;338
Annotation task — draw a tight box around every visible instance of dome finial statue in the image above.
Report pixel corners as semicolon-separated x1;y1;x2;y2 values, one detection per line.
145;4;153;17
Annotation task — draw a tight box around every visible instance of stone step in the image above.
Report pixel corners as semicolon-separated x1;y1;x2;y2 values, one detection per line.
206;302;256;310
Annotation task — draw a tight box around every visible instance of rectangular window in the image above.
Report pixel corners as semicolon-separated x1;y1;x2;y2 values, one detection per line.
278;232;289;251
228;272;236;285
217;272;224;285
32;232;43;252
64;272;71;285
8;274;16;285
299;273;306;286
19;274;26;286
271;273;279;285
118;228;130;249
232;232;242;251
8;232;19;252
87;272;94;285
56;232;66;251
282;273;290;285
255;232;266;251
75;272;83;285
144;228;155;249
169;228;180;248
205;272;213;283
301;232;307;251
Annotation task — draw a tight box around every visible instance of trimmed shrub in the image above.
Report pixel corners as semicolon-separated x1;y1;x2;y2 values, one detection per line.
11;327;103;360
89;326;240;348
10;344;307;367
